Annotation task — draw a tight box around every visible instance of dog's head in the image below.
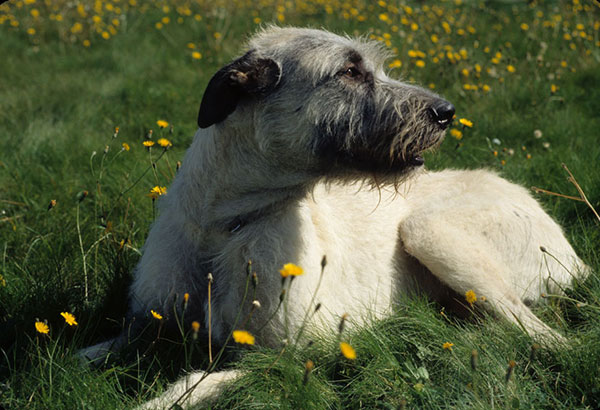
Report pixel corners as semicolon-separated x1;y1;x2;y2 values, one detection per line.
197;27;453;180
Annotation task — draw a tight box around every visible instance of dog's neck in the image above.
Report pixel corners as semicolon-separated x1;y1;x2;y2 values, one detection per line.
170;127;314;232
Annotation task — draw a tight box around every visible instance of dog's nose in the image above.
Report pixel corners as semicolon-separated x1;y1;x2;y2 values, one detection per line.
429;100;455;129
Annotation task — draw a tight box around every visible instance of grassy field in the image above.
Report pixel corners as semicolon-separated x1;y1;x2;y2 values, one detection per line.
1;0;599;408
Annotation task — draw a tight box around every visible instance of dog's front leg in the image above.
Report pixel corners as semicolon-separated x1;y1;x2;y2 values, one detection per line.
399;214;566;346
137;369;242;409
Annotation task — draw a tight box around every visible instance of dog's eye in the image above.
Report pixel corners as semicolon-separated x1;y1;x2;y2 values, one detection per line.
341;66;361;78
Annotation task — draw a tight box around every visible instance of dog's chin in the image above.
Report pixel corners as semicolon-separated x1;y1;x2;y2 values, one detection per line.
323;152;423;182
316;127;446;180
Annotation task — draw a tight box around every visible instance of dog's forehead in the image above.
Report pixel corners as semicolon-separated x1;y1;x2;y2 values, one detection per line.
247;27;389;74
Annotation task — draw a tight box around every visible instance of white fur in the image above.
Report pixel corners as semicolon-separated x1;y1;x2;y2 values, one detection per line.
131;159;588;408
81;27;589;408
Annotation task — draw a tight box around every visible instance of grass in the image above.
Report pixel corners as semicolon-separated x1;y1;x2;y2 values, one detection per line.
1;0;599;408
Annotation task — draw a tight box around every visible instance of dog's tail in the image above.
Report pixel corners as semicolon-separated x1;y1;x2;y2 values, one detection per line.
137;369;242;409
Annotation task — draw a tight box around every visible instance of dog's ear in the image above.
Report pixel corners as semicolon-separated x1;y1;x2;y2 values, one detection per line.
198;50;282;129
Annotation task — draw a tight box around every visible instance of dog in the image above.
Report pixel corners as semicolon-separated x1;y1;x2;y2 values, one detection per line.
80;27;589;408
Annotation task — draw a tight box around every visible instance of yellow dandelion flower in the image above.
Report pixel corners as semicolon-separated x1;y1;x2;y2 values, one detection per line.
459;118;473;128
507;65;516;73
35;321;49;334
303;359;314;384
147;186;167;200
192;51;202;60
60;312;78;326
157;138;172;148
122;142;130;151
340;342;357;360
151;310;163;320
465;290;477;306
143;140;155;147
388;59;402;69
520;23;529;31
449;128;463;140
279;263;304;277
442;21;451;34
156;120;169;128
232;330;255;345
415;60;426;68
550;84;558;94
191;321;200;332
442;342;454;351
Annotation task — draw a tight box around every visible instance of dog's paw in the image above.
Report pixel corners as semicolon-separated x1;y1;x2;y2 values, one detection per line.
137;369;243;409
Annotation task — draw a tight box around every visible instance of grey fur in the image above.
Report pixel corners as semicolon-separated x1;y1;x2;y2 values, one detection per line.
136;26;451;338
81;28;587;387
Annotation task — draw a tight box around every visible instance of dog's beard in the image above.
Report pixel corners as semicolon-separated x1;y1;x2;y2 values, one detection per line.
313;121;446;182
